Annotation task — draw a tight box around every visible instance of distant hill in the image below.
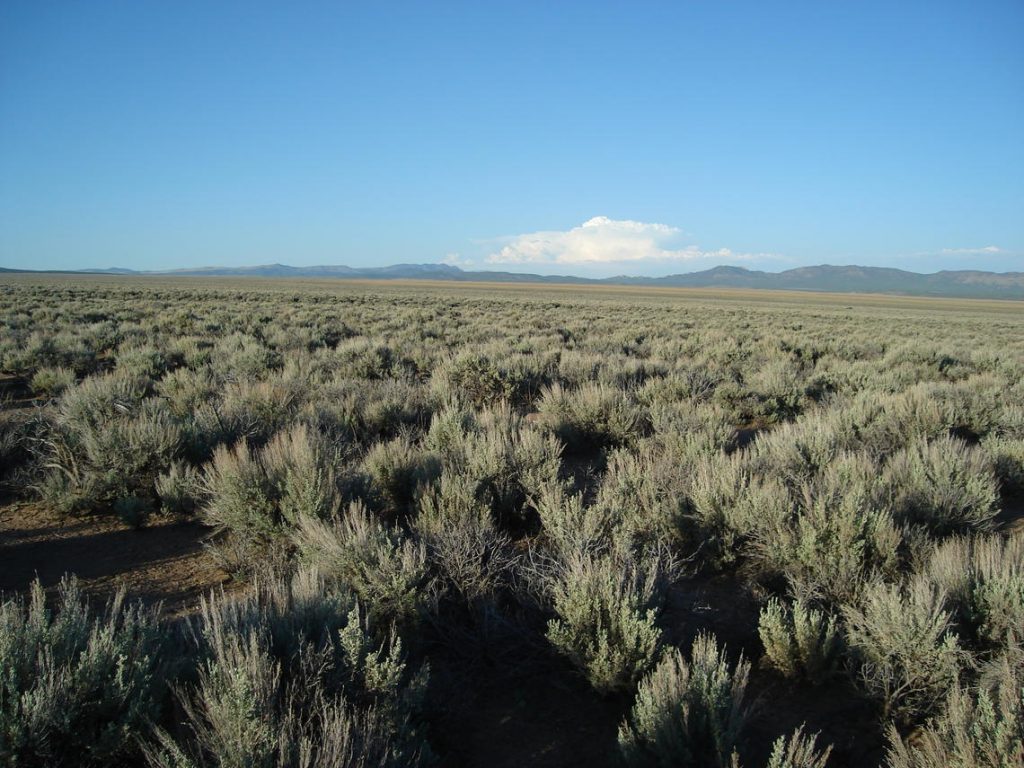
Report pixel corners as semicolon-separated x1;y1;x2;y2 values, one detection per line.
624;265;1024;299
2;263;1023;300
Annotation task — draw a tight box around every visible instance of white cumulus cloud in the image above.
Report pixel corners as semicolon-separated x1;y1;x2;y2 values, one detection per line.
939;246;1003;255
487;216;756;265
441;252;474;266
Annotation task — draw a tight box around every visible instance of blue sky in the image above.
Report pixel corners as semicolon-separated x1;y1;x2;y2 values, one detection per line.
1;1;1022;276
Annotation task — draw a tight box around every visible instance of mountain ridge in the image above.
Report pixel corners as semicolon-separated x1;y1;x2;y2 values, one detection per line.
2;263;1023;299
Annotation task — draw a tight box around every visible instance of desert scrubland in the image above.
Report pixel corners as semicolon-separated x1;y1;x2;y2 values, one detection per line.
1;274;1022;767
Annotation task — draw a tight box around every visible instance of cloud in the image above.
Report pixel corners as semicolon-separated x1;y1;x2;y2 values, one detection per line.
939;246;1003;255
441;252;475;267
487;216;764;265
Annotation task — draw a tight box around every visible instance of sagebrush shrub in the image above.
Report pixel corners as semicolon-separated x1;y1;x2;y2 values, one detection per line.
748;453;902;605
848;388;947;458
148;569;430;767
546;552;663;693
843;579;966;723
261;422;341;525
29;365;75;397
414;473;518;608
432;352;537;408
0;578;163;766
201;424;340;560
536;481;615;558
764;726;833;768
201;438;278;543
40;374;185;513
885;654;1023;768
538;382;645;450
881;436;999;536
983;435;1024;495
758;598;839;684
923;535;1024;652
594;446;688;556
156;460;204;515
684;452;757;570
292;502;427;628
618;632;750;768
362;435;440;516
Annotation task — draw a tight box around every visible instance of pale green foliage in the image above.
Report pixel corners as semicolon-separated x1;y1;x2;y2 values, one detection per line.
202;438;278;541
436;405;562;525
758;598;839;684
261;423;341;525
362;435;440;515
765;726;832;768
685;452;754;569
156;460;204;515
6;272;1024;764
209;332;280;381
881;437;999;535
310;378;429;441
431;351;537;408
29;365;75;397
843;579;966;722
983;435;1024;495
923;535;1024;652
844;388;947;458
536;458;681;569
57;372;148;430
536;481;615;558
645;398;735;457
749;453;902;605
40;375;184;512
115;344;168;379
191;376;305;451
618;633;750;768
0;578;162;766
885;655;1023;768
747;416;846;489
201;423;340;548
594;446;688;555
292;502;427;627
538;382;644;449
148;570;428;768
546;552;663;693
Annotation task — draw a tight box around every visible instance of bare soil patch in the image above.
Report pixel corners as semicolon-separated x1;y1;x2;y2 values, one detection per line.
0;502;232;615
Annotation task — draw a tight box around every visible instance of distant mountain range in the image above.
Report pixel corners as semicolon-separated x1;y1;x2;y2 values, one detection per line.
2;263;1023;300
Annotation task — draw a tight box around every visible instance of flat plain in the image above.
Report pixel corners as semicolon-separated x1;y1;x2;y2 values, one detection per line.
1;274;1022;768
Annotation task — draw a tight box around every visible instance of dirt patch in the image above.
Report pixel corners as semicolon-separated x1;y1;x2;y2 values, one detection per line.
428;655;624;768
744;672;884;768
0;502;233;615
